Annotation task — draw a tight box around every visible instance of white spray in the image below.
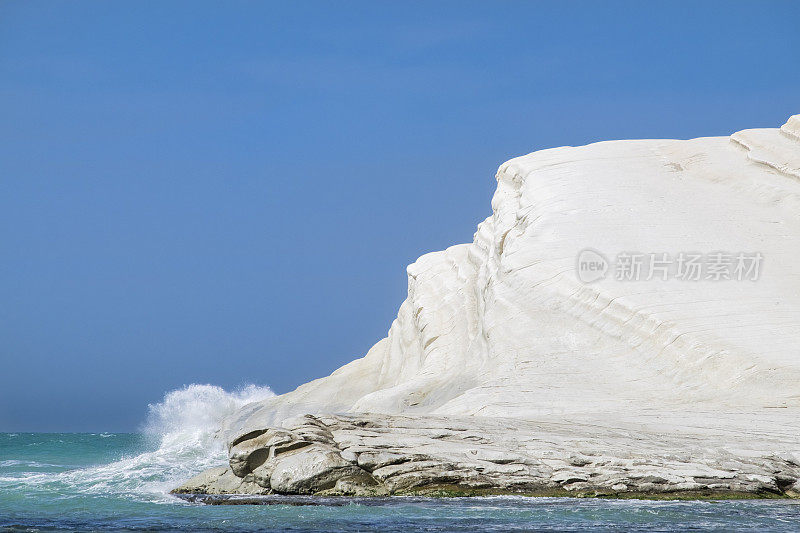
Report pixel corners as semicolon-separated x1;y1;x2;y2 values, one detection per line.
0;384;275;502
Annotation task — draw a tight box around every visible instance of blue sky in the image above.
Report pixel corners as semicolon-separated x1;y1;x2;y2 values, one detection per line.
1;1;798;431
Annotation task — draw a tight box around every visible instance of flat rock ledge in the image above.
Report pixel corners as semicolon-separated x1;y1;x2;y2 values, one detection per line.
173;413;800;500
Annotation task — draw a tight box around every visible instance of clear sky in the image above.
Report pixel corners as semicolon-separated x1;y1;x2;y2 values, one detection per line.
1;1;798;431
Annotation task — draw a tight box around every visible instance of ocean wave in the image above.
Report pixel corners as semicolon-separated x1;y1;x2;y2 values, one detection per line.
0;460;62;468
0;384;274;502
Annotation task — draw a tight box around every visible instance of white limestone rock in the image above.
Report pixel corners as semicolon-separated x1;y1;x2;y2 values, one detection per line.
267;444;369;494
177;413;800;497
178;115;800;498
172;466;269;495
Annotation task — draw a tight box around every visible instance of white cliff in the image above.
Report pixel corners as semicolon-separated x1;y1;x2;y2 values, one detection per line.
177;115;800;499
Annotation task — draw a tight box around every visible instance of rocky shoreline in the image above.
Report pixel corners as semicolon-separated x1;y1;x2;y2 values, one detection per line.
175;116;800;503
173;413;800;500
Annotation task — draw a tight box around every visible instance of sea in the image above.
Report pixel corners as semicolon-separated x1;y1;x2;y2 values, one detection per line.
1;385;798;532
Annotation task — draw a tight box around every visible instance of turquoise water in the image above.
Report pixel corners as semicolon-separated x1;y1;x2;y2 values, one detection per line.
2;433;799;532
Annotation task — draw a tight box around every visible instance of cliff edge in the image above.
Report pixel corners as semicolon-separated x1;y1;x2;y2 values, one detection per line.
175;116;800;499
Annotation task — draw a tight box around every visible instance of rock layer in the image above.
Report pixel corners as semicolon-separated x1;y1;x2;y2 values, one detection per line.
174;412;800;498
176;115;800;498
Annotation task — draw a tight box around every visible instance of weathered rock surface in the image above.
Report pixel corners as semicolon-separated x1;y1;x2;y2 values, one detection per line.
173;466;269;495
174;412;800;497
176;115;800;498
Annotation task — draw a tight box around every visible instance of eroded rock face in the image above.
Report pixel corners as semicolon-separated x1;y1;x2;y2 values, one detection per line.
177;415;379;496
177;115;800;499
175;413;800;498
172;466;268;495
220;115;800;438
268;444;368;493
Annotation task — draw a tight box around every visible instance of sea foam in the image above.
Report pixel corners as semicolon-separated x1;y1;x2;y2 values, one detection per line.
0;384;274;502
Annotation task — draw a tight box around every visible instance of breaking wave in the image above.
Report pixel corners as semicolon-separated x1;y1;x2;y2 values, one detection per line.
0;384;274;502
